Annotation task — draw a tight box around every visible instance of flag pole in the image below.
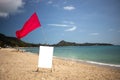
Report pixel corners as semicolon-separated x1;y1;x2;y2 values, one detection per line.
36;27;47;72
36;23;54;72
41;27;47;45
34;5;41;72
34;6;54;72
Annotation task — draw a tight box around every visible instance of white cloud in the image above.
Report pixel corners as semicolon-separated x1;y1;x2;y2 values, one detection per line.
48;1;53;4
63;6;75;11
47;1;60;8
63;1;67;4
48;23;77;32
47;24;68;27
0;0;24;17
90;33;99;36
0;12;8;17
65;26;76;32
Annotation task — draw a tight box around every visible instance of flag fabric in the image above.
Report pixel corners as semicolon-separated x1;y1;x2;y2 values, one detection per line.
38;46;54;68
16;12;41;39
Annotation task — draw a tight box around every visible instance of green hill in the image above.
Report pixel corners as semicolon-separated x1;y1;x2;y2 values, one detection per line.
0;33;38;47
54;40;113;46
0;33;113;48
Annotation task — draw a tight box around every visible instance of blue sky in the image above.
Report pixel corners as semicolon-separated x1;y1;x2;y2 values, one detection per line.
0;0;120;45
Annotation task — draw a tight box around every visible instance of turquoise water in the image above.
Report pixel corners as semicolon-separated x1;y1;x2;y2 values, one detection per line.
20;46;120;66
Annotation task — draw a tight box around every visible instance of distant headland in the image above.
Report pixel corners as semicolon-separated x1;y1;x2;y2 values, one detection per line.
52;40;113;46
0;33;113;48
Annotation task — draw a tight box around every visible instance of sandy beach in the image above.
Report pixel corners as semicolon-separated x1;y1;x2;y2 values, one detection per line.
0;48;120;80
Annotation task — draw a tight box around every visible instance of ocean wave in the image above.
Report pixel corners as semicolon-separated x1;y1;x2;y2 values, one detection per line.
54;56;120;68
86;61;120;67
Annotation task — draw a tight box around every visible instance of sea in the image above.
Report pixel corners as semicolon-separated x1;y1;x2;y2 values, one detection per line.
19;46;120;67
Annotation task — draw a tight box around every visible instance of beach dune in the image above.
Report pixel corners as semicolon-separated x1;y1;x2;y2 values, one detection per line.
0;48;120;80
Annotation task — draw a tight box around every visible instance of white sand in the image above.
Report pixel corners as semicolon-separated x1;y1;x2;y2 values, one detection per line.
0;48;120;80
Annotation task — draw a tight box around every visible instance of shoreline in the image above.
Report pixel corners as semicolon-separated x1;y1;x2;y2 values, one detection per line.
53;56;120;68
19;47;120;68
0;48;120;80
19;46;120;68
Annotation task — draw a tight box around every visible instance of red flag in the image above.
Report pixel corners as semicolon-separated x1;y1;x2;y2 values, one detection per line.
16;12;41;39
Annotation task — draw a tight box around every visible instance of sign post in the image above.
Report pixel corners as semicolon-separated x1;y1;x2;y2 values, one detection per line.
37;46;54;72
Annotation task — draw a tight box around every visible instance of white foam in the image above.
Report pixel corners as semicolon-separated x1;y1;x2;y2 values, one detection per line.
54;56;120;68
86;61;120;67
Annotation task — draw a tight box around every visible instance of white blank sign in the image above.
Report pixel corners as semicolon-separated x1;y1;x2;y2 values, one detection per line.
38;46;54;68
